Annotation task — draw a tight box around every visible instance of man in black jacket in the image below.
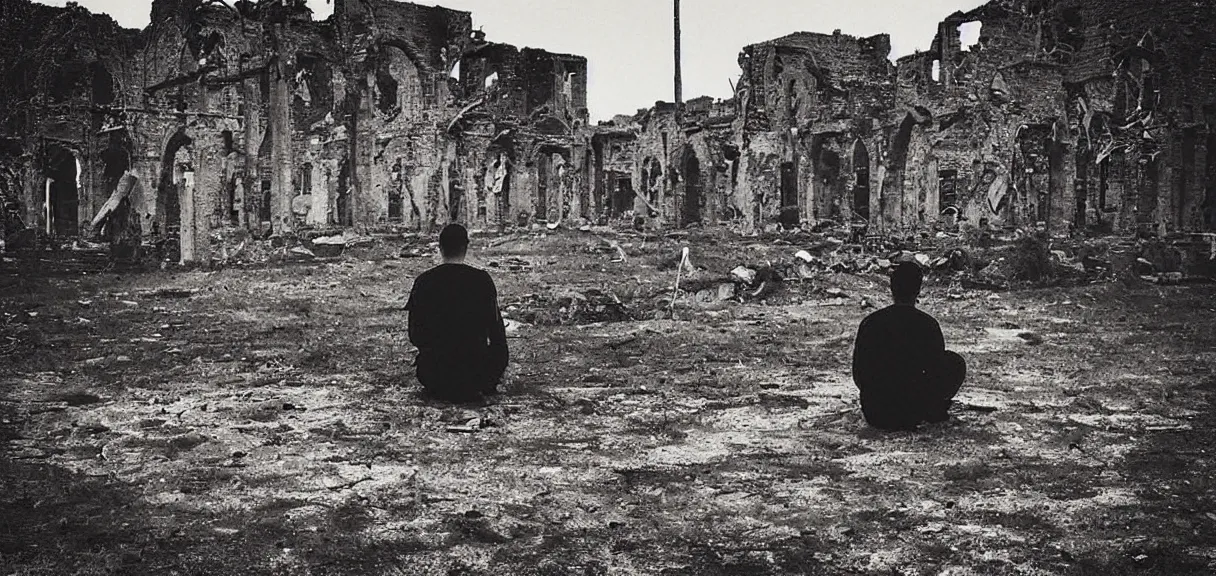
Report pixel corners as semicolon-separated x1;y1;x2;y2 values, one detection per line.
852;262;966;430
406;224;509;403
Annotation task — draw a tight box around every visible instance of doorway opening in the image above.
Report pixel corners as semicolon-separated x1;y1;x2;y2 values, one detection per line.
779;161;798;228
852;141;871;221
613;176;633;217
43;145;80;236
682;151;702;226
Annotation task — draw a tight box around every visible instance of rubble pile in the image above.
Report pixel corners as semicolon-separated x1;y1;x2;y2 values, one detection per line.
504;289;638;326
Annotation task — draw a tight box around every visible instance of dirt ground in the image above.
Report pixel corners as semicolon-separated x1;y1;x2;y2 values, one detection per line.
2;230;1215;576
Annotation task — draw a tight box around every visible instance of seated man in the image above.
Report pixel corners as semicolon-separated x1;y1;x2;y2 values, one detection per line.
852;262;966;430
406;224;509;403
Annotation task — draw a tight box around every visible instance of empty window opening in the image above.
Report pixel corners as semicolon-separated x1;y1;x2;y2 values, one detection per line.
449;60;461;80
786;78;797;116
958;21;982;52
931;60;941;82
374;59;400;115
449;161;464;223
90;62;116;105
260;180;272;223
939;169;959;212
485;71;499;89
300;162;313;195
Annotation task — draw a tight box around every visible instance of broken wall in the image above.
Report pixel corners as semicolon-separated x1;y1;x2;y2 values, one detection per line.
734;31;895;233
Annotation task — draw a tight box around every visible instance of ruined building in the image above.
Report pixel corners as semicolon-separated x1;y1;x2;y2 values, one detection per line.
2;0;1215;261
604;0;1216;236
0;0;590;260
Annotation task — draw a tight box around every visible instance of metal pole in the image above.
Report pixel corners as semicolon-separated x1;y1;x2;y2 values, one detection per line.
674;0;682;121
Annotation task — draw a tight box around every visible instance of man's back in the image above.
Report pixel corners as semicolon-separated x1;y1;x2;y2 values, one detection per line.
407;263;508;400
408;264;498;349
852;304;947;428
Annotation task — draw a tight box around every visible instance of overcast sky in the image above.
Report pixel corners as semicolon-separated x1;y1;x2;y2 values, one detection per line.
37;0;984;120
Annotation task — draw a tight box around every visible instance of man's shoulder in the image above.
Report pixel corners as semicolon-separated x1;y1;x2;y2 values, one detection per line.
470;265;496;285
910;306;941;325
412;266;440;286
419;263;495;284
860;305;898;324
861;305;939;325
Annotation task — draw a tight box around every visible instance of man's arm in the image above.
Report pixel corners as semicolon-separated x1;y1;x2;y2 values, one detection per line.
852;317;877;392
406;278;430;349
485;274;509;377
930;317;946;353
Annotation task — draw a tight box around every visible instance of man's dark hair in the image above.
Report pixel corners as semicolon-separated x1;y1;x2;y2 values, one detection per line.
439;224;469;258
891;262;924;302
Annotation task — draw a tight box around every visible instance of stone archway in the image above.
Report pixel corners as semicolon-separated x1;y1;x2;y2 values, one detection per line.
41;144;79;237
156;129;193;236
886;113;916;226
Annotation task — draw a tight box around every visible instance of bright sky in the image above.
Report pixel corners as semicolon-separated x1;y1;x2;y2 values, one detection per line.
37;0;985;121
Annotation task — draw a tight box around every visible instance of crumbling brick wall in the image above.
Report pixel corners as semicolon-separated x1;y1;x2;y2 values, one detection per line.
0;0;597;260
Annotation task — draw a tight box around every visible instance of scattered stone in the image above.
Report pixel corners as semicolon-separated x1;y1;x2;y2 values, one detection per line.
446;417;482;433
289;246;316;259
1017;331;1045;346
168;433;209;452
731;266;758;285
58;392;103;406
147;288;197;299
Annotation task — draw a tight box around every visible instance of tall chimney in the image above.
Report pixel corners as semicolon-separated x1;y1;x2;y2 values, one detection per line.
674;0;682;120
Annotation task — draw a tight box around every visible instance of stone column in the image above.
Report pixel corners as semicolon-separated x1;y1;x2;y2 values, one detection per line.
269;43;294;235
180;170;196;264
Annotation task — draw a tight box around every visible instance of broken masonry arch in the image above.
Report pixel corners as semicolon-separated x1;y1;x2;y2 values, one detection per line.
884;110;927;226
156;128;194;234
371;36;438;112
